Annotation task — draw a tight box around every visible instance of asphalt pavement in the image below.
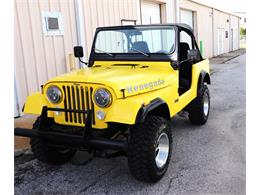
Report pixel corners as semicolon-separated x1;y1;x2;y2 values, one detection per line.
15;54;246;195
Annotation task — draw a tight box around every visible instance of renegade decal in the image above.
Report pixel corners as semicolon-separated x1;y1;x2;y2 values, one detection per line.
126;79;165;94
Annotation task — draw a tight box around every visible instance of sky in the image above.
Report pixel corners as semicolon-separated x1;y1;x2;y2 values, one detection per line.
192;0;246;14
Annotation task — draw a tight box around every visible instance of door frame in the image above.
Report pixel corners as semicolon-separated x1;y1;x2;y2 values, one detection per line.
217;28;224;55
230;28;234;51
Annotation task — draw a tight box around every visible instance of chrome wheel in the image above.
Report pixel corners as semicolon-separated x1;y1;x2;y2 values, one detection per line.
155;132;170;168
203;93;209;116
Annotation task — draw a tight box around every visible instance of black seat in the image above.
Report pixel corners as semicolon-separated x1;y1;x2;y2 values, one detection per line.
179;42;190;62
178;42;192;94
131;41;150;53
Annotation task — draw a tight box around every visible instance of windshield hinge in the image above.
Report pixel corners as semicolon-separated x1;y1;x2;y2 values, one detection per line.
171;62;179;70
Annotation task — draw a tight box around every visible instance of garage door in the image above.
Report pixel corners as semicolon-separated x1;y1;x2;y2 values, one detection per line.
180;9;193;29
141;0;161;24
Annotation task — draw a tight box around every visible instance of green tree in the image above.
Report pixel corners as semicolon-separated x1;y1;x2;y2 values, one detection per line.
240;27;246;36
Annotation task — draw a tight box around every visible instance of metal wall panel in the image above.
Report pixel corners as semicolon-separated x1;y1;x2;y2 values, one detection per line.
230;15;240;51
81;0;139;57
213;9;231;56
14;0;78;115
180;0;240;58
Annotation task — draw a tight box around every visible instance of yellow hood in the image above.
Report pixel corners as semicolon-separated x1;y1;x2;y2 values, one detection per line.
46;61;177;98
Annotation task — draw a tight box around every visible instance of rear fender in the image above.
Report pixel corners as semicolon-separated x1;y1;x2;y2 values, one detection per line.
197;71;211;96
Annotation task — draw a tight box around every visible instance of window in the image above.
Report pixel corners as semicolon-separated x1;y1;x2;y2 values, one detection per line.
95;31;128;53
94;27;176;54
42;12;64;36
47;17;59;30
121;19;136;25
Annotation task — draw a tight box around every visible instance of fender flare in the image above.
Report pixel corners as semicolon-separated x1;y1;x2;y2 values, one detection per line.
135;98;170;123
23;92;49;115
197;71;211;96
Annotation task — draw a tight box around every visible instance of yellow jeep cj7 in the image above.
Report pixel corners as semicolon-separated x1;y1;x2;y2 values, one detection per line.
15;24;211;182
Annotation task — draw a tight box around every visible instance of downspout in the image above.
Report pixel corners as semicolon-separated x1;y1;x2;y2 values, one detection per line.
137;0;142;24
14;73;20;117
174;0;180;23
229;14;232;51
212;8;215;57
238;17;240;49
74;0;87;68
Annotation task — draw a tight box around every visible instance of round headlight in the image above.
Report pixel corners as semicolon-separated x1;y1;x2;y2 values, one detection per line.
46;86;62;104
94;88;111;108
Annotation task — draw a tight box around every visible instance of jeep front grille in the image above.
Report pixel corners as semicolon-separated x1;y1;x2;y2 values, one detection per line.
61;84;95;125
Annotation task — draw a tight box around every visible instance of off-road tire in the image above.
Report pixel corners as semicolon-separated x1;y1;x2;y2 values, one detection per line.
30;117;76;165
128;116;172;182
188;85;210;125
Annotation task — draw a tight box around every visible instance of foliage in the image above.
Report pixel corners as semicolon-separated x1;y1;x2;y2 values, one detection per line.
240;27;246;36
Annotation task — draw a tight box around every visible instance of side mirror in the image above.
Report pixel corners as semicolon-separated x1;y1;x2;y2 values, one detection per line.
73;46;88;66
74;46;84;58
187;49;200;62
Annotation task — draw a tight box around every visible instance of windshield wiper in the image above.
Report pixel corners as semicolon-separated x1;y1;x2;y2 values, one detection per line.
131;48;149;57
94;48;114;57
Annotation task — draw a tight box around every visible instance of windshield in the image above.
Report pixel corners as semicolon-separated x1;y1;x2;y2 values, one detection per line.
94;27;176;55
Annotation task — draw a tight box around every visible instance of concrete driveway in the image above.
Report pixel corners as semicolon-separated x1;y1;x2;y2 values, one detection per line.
15;54;246;195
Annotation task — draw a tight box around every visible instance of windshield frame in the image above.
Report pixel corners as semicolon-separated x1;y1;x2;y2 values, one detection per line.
89;25;178;65
93;26;176;55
